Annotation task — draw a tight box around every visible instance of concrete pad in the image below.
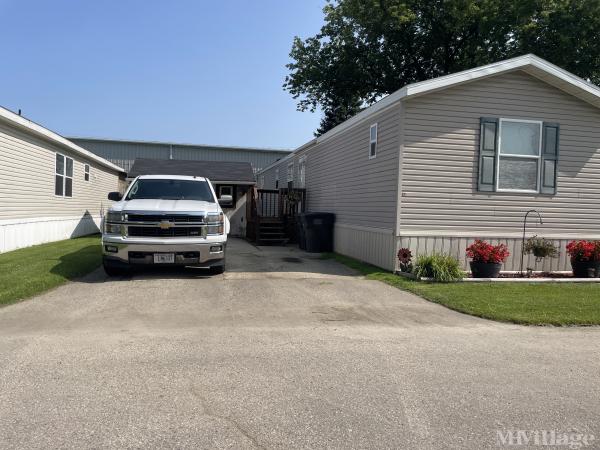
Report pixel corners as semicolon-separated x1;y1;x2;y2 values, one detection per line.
0;238;598;449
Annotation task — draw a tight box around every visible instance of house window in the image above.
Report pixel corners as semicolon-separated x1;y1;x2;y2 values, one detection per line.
259;175;265;188
275;169;279;189
369;123;378;159
218;185;234;207
55;153;73;197
84;164;90;181
287;162;294;182
298;156;306;188
497;119;542;192
219;185;233;197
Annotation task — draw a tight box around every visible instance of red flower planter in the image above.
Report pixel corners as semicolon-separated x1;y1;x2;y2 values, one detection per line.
570;260;600;278
470;261;502;278
466;240;510;278
566;240;600;278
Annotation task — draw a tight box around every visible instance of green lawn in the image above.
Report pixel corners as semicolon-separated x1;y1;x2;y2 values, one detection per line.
323;253;600;326
0;236;102;307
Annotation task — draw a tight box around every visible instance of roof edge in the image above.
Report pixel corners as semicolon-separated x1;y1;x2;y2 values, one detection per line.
69;136;293;154
316;54;600;144
256;138;317;175
0;107;125;173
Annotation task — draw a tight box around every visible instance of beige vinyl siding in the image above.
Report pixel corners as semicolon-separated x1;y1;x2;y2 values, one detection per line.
260;146;310;190
307;105;401;229
400;70;600;235
0;120;121;221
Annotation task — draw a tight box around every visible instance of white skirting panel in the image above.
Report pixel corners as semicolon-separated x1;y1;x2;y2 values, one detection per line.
397;235;578;272
334;223;396;271
0;215;101;254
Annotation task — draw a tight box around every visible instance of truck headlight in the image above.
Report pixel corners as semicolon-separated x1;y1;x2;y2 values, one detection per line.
106;211;123;222
207;213;224;235
105;223;122;234
104;211;124;235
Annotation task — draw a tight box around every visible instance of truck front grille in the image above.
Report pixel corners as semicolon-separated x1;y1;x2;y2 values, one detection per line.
127;226;205;238
127;214;205;223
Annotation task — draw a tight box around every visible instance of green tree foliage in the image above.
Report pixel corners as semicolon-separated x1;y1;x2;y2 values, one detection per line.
284;0;600;135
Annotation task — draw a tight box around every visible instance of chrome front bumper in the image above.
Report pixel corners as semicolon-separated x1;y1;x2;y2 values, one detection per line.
102;235;226;267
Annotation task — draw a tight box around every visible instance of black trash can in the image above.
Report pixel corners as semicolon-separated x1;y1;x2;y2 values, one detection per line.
297;218;307;250
300;212;335;253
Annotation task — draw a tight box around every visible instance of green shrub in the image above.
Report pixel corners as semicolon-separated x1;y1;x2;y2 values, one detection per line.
413;253;465;282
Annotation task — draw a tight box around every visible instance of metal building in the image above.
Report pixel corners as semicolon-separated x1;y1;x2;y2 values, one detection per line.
69;137;291;175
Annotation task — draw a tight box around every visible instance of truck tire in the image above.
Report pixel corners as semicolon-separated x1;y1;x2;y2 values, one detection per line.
103;259;129;277
210;264;225;275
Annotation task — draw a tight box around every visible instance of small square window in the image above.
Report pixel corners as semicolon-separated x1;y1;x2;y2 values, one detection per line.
219;185;233;197
369;124;378;159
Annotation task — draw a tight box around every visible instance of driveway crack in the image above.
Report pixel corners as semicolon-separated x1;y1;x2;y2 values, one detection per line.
189;383;265;450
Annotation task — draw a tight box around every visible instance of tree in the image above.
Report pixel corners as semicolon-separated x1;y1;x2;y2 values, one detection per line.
284;0;600;135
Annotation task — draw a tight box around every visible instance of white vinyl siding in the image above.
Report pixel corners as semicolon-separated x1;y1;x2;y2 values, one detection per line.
0;120;121;221
400;70;600;236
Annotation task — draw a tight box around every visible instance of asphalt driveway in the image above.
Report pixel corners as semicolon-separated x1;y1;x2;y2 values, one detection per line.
0;238;598;449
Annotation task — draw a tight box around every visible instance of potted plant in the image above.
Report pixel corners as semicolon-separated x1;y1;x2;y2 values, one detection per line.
566;240;600;278
397;248;413;273
466;240;510;278
524;236;558;261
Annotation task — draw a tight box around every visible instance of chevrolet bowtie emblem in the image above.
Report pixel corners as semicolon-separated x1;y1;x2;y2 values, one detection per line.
159;221;173;230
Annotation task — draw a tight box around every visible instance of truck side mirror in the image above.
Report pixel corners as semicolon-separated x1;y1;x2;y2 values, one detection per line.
108;191;123;201
218;194;233;207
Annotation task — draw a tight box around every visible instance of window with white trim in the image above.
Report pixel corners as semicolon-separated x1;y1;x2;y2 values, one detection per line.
84;164;90;181
219;185;233;197
55;153;73;197
298;156;306;188
369;123;378;159
287;162;294;182
497;119;542;192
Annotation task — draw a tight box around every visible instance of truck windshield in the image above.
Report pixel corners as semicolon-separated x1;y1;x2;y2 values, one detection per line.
125;179;215;202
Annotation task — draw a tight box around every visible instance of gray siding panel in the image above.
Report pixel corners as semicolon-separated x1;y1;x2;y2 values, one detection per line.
400;71;600;236
70;139;290;175
259;146;310;190
306;105;401;229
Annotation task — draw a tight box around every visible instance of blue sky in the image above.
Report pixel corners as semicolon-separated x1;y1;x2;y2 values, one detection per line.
0;0;325;149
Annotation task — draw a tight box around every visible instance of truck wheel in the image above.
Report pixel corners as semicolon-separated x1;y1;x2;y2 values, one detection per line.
210;264;225;275
103;260;128;277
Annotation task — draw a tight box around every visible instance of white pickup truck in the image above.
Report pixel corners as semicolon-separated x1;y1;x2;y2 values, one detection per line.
102;175;230;276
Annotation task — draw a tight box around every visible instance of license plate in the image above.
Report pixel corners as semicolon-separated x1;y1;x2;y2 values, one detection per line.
153;253;175;264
